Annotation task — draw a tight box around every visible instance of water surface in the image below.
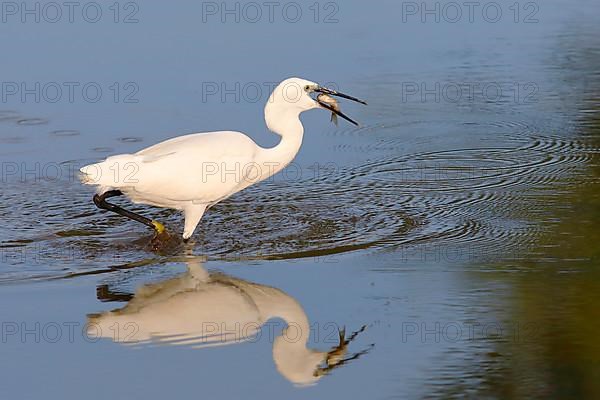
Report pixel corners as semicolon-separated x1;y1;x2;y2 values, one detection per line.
1;0;600;398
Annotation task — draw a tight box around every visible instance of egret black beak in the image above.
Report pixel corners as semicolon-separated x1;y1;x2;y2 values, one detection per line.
314;86;367;127
315;87;368;105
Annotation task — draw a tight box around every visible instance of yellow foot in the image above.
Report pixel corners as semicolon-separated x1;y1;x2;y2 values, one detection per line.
149;223;172;253
151;220;166;235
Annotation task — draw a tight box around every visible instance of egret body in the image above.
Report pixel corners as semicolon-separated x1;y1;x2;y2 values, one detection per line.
80;77;366;239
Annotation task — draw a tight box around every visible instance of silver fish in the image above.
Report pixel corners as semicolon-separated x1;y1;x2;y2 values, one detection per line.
317;93;340;126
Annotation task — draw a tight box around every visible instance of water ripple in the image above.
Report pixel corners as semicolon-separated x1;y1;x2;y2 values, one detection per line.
0;130;597;283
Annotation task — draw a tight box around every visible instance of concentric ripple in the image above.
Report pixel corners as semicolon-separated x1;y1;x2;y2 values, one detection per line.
0;128;598;283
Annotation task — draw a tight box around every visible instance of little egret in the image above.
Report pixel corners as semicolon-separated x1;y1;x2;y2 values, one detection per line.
80;77;366;240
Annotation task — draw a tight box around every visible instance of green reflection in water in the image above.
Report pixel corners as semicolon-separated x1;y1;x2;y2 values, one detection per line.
436;110;600;399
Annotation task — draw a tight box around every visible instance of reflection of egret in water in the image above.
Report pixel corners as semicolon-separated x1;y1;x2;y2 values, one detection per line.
87;258;371;386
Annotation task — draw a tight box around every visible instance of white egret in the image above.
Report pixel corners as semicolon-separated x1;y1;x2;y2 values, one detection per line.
80;77;366;240
88;258;370;385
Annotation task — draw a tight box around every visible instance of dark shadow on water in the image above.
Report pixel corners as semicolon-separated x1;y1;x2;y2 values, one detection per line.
425;16;600;400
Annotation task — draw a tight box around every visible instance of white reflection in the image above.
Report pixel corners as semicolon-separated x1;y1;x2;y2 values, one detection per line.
88;258;369;386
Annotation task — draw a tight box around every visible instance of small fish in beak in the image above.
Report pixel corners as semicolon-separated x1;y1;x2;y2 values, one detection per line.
313;86;367;127
317;93;340;126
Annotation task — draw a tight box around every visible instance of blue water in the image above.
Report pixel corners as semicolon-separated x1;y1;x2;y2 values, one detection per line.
1;0;600;398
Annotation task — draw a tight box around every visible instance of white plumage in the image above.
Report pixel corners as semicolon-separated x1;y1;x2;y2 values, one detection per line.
80;77;365;239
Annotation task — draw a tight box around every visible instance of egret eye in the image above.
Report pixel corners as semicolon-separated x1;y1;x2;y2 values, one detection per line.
304;85;310;91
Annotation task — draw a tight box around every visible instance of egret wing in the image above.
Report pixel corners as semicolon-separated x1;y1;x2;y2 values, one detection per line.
125;131;261;205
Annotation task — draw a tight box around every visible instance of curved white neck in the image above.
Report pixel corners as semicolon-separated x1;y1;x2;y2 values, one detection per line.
256;100;306;180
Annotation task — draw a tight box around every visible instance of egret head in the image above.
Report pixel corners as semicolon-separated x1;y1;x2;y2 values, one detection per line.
266;77;367;128
272;325;372;386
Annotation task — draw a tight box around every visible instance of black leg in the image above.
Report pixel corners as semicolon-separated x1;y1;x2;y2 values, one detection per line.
93;190;165;234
